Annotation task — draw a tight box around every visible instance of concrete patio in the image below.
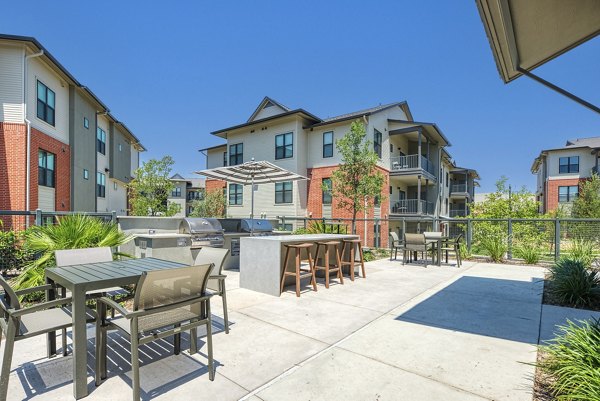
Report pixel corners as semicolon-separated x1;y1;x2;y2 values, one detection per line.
5;258;557;400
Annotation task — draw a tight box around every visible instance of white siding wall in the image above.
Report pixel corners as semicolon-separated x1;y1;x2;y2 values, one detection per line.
167;181;187;217
0;44;24;123
130;147;139;177
107;180;128;215
367;106;408;171
546;148;596;180
206;147;227;169
252;104;287;121
38;186;55;211
27;56;69;144
307;122;347;168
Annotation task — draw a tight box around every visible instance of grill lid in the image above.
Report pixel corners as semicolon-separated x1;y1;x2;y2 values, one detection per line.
179;218;224;234
240;219;273;233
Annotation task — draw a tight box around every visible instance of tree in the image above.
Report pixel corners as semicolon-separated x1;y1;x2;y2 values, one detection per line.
190;189;226;218
572;174;600;218
330;120;385;234
469;176;539;219
128;156;181;216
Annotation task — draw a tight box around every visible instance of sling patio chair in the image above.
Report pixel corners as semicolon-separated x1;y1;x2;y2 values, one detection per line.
95;263;215;401
194;247;231;333
389;232;403;260
402;233;432;267
440;233;463;267
0;276;95;401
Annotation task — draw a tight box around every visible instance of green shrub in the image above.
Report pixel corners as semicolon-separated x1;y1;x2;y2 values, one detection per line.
0;230;34;273
567;237;596;268
302;221;348;234
539;318;600;400
13;215;132;293
479;233;507;263
514;242;542;265
548;258;600;307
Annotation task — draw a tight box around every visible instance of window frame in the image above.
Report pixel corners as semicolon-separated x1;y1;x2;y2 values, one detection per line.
38;150;55;188
36;80;55;126
171;187;182;197
559;156;580;174
558;185;579;203
83;117;89;129
223;151;228;167
229;143;243;166
275;181;293;204
83;169;89;180
96;172;106;198
96;127;106;155
275;132;293;160
323;131;334;158
229;183;243;205
322;178;332;205
373;129;382;158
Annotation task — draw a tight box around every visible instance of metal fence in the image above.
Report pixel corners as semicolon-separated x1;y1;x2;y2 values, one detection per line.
278;215;600;262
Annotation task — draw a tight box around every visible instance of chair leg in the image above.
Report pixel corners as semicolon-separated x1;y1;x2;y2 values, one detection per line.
206;301;214;381
295;248;301;297
358;245;366;278
221;280;230;333
307;248;317;291
335;245;344;285
190;325;198;355
456;245;462;267
324;247;330;289
131;333;141;401
95;302;104;386
0;323;16;401
61;328;67;356
349;245;355;281
280;246;292;295
174;325;181;355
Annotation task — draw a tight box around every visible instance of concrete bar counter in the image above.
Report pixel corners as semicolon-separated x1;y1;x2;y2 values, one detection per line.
240;234;358;296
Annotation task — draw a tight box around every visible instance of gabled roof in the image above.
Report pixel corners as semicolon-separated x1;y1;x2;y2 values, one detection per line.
566;136;600;149
388;119;451;147
310;101;412;128
247;96;291;122
531;135;600;173
211;109;321;138
170;173;186;181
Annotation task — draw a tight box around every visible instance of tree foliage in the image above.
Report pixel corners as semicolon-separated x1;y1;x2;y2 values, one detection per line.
469;176;539;219
572;173;600;218
190;189;226;218
330;120;385;234
128;156;180;216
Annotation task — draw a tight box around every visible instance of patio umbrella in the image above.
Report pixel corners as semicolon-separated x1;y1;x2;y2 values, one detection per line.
196;158;309;234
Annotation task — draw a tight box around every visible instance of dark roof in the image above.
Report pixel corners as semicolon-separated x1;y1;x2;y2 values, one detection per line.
210;109;322;137
310;102;408;128
566;136;600;148
170;173;186;180
199;143;227;152
247;96;291;122
0;33;145;151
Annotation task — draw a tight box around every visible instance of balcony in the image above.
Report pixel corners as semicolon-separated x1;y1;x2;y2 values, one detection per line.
449;209;467;217
390;155;435;177
391;199;434;215
450;183;471;199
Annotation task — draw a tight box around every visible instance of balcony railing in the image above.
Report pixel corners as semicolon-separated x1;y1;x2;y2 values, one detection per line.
391;199;434;215
450;184;468;193
450;209;467;217
390;155;435;176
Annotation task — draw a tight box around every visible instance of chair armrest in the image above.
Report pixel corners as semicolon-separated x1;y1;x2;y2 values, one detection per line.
14;284;57;296
124;294;214;319
10;296;74;317
209;274;227;280
97;297;130;317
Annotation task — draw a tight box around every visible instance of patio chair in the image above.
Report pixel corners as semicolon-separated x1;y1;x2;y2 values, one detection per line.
0;276;95;401
95;264;215;401
389;232;403;260
403;233;430;267
194;247;231;333
440;234;463;267
423;232;443;264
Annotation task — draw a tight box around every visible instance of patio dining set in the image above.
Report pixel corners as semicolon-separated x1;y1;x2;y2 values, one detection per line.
389;231;463;268
0;246;232;401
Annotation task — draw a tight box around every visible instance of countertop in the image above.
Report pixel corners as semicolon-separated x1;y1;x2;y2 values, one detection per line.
240;233;357;242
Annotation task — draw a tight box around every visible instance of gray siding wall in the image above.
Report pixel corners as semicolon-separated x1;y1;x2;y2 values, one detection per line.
68;86;97;212
109;123;132;183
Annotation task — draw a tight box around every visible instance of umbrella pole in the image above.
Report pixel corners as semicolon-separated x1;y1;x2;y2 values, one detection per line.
251;174;255;236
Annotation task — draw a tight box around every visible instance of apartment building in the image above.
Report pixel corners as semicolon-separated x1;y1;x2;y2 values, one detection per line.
201;97;477;247
0;34;145;225
531;137;600;213
168;174;205;217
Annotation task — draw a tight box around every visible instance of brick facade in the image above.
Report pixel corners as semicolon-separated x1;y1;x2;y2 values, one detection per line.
205;179;227;193
546;178;584;212
0;123;70;229
307;165;390;248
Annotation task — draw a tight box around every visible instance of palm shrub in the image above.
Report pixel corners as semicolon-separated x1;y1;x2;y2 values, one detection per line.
568;237;596;268
538;318;600;400
514;242;542;265
479;232;507;263
14;215;131;291
306;221;347;234
548;258;600;307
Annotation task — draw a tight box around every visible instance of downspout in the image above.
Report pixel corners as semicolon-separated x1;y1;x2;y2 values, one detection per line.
24;49;44;216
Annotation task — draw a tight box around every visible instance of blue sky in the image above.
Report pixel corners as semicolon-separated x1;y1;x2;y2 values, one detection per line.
4;1;599;192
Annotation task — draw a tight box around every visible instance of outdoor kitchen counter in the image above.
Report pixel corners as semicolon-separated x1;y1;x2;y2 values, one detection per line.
240;234;358;296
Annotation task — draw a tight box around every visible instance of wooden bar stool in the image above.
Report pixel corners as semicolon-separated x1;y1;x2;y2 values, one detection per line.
280;243;317;297
314;241;344;288
341;239;366;280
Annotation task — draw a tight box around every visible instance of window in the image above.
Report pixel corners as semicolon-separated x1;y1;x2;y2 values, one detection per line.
172;187;181;197
113;182;118;190
558;185;578;202
322;178;332;205
96;127;106;154
96;172;106;197
38;150;55;187
229;183;243;205
229;143;243;166
83;117;89;129
559;156;579;173
390;144;393;153
373;129;382;158
36;81;55;126
83;169;89;180
374;195;381;207
446;172;449;187
389;186;392;194
323;131;333;158
223;151;227;167
275;181;293;204
275;132;293;159
118;143;122;152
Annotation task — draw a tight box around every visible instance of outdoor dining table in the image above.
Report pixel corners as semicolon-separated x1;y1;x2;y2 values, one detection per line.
45;257;187;399
424;233;449;267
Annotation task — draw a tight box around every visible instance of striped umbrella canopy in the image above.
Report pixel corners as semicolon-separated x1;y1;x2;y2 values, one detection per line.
196;159;309;227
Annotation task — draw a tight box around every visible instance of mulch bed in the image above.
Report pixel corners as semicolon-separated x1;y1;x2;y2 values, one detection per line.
533;351;555;401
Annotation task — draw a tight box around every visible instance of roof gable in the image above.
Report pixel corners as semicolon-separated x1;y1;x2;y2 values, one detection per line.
247;96;291;122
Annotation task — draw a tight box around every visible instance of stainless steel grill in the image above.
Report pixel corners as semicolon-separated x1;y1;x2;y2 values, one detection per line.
179;218;225;248
219;218;274;236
